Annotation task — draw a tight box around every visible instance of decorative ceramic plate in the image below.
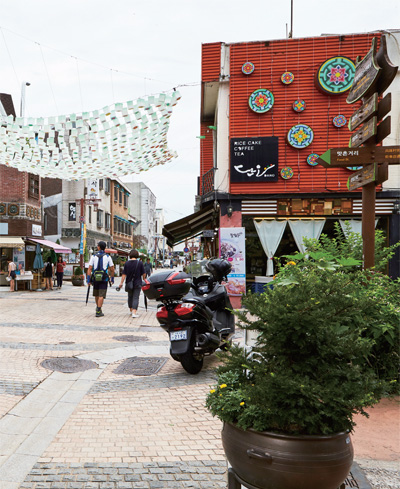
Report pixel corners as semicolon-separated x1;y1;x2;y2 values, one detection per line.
287;124;314;149
281;167;294;179
315;56;356;95
248;89;274;113
281;72;294;84
242;62;255;75
333;114;347;127
307;153;319;166
293;99;306;112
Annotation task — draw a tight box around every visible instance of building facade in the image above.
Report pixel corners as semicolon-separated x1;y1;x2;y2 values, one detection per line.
126;182;157;251
164;30;400;307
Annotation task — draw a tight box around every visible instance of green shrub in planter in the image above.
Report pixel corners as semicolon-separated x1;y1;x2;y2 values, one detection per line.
206;254;399;435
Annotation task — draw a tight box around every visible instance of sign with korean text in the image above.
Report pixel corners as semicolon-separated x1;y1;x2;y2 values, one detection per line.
350;116;377;148
68;202;76;221
347;164;376;191
86;179;99;201
230;137;278;183
316;146;400;168
219;227;246;296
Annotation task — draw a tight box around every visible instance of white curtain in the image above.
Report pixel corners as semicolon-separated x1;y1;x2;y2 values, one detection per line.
254;220;287;276
339;219;378;236
288;219;326;253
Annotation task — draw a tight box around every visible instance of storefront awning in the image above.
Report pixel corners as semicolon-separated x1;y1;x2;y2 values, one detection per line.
26;238;72;254
162;205;216;247
0;237;25;248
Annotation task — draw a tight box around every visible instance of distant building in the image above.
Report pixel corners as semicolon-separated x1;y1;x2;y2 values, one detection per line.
126;182;156;251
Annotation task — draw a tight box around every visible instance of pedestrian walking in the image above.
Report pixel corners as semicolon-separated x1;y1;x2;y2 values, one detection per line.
117;249;145;318
55;256;66;288
143;258;153;278
43;260;54;290
7;259;16;292
87;241;115;317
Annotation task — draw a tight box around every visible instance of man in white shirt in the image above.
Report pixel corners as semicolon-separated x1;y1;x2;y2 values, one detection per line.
87;241;115;317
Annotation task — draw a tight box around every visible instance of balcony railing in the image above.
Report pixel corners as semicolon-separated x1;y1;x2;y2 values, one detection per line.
201;168;215;196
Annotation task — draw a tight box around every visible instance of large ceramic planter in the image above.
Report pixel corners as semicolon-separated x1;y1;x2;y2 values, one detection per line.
71;277;84;286
222;422;353;489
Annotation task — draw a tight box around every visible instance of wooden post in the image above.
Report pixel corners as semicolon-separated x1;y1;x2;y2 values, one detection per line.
361;182;376;269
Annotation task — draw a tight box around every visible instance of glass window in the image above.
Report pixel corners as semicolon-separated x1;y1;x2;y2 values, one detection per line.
28;174;39;199
119;190;122;205
114;185;118;202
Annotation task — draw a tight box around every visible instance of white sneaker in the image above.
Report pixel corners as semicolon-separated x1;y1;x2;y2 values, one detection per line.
132;313;139;318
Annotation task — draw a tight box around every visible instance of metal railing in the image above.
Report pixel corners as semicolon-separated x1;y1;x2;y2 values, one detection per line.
201;168;215;196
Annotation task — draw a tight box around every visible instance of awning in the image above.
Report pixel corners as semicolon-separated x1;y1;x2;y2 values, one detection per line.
0;237;25;248
162;204;216;247
26;238;72;254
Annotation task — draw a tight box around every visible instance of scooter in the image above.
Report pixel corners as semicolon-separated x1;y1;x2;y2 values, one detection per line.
142;259;235;374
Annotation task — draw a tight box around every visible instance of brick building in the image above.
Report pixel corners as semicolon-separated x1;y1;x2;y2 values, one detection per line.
164;30;400;306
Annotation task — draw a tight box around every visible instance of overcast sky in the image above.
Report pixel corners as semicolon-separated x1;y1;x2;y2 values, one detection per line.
0;0;398;223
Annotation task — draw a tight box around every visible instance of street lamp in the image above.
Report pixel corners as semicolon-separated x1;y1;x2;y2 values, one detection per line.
20;81;31;117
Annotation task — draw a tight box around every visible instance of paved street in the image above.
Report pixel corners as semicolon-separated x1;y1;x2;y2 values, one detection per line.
0;281;398;488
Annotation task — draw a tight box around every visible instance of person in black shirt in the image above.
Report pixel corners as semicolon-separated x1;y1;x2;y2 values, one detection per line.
117;249;146;318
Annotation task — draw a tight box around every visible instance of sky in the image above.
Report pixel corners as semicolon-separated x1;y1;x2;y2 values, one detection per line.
0;0;398;224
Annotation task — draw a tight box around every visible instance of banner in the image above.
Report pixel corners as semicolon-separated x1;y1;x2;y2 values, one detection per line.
79;223;86;255
86;179;99;200
219;227;246;296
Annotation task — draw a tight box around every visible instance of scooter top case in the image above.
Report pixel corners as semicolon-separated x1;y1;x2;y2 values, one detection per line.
142;271;191;300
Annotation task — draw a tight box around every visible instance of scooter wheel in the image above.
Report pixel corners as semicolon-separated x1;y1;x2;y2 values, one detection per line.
179;351;204;374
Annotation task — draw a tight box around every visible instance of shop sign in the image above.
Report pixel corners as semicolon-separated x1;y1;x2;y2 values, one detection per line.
32;224;42;236
68;203;76;221
202;230;214;238
86;179;99;200
26;245;36;252
230;137;278;183
219;227;246;296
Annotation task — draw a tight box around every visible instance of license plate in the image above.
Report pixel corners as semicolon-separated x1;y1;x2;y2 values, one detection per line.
170;330;187;341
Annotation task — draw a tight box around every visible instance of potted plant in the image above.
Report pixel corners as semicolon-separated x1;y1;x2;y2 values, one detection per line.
71;266;85;286
206;253;399;489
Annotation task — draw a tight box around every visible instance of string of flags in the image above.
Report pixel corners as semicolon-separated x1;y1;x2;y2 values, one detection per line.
0;91;181;180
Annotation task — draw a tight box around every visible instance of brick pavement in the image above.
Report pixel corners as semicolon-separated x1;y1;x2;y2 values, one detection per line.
0;282;399;489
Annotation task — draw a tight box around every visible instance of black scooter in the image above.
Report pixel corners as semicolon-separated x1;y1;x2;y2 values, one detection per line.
142;259;235;374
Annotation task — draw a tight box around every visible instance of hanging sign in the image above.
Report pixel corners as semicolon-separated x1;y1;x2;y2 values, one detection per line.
230;137;279;183
219;227;246;297
68;203;77;221
87;179;99;200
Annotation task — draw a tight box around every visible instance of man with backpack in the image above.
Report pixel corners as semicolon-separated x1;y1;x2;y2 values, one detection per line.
87;241;115;317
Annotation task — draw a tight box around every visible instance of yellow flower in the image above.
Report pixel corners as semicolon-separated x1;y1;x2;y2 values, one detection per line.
270;372;275;377
287;261;296;266
219;384;227;389
240;402;245;406
209;389;216;394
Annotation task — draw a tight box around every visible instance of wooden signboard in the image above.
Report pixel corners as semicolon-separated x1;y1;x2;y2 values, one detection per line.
348;93;378;131
347;38;381;104
375;35;398;94
347;163;376;191
349;116;377;148
316;145;400;168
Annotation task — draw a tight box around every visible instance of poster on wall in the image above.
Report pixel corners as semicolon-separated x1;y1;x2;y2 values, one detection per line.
86;179;99;200
230;137;278;183
219;227;246;296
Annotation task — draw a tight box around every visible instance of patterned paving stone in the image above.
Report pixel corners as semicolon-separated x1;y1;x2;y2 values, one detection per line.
20;461;228;488
0;380;39;396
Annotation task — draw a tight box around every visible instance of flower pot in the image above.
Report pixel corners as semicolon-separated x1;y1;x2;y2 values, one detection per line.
221;423;353;489
71;277;84;286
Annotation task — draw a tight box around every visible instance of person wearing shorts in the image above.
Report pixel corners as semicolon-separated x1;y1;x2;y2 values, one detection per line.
7;259;17;292
87;241;115;317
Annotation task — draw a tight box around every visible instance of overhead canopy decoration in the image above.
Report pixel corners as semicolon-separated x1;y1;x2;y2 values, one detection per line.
0;91;181;180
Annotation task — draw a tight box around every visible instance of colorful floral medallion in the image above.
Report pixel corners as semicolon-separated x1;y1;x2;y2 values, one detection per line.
347;166;363;171
332;114;347;128
248;89;274;113
281;72;294;84
287;124;314;149
307;153;319;166
242;62;255;75
281;167;294;180
315;56;356;95
293;99;306;112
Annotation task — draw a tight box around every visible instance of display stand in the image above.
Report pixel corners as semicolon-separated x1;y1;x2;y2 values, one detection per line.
228;467;347;489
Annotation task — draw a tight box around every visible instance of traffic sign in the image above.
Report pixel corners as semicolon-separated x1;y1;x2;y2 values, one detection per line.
183;247;189;253
347;164;376;191
316;145;400;168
